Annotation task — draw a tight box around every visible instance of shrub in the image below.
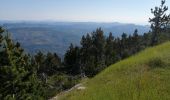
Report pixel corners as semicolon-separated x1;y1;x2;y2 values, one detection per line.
147;57;165;68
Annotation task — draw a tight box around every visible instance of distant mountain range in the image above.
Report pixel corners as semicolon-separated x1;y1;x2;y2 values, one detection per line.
0;21;150;57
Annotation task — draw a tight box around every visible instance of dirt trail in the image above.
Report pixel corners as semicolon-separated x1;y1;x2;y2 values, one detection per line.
50;83;86;100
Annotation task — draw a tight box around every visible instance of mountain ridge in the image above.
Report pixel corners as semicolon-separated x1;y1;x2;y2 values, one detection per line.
1;21;150;57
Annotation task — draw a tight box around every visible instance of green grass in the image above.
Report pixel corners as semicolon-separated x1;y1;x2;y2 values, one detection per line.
59;42;170;100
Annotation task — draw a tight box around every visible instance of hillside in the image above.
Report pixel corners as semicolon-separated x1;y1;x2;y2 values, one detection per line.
59;42;170;100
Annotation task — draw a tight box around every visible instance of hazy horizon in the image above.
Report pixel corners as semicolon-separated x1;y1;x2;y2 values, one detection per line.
0;0;170;25
0;20;150;25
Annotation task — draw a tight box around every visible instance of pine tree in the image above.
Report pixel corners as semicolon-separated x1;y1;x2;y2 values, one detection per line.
132;29;140;53
0;28;45;99
44;52;62;76
64;44;80;75
149;0;170;45
121;33;129;59
80;34;93;77
105;32;116;66
0;27;10;66
34;51;45;74
91;28;106;74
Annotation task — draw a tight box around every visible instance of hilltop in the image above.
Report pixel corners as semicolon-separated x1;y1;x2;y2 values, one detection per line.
59;42;170;100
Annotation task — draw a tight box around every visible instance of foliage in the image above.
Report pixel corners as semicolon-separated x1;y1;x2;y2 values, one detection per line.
63;0;170;78
147;57;166;68
149;0;170;45
45;74;79;98
64;44;81;75
34;51;62;76
59;42;170;100
64;28;149;77
0;1;170;99
0;27;46;99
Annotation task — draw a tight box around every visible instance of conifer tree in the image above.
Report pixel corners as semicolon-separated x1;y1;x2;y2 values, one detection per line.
149;0;170;45
34;51;45;74
0;28;45;99
121;33;129;58
64;44;80;75
80;34;93;76
132;29;140;53
105;32;116;66
91;28;106;73
44;52;62;76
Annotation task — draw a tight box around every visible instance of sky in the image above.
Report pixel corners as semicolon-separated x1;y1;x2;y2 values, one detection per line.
0;0;170;25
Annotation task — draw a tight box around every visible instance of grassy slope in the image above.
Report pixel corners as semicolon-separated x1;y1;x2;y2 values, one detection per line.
59;42;170;100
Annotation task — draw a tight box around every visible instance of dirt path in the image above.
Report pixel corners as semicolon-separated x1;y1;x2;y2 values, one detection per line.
50;83;86;100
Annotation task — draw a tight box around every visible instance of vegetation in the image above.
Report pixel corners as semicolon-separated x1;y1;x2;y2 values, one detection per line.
64;28;170;77
149;0;170;45
0;0;170;99
0;27;45;99
63;0;170;78
59;42;170;100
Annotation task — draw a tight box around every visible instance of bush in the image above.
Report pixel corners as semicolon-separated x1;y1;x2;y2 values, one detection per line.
147;57;165;68
45;74;79;98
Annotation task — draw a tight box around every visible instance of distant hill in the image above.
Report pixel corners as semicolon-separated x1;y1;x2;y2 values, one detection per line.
59;42;170;100
1;21;150;56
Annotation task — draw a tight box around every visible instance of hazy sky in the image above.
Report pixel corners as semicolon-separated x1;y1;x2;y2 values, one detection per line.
0;0;170;25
